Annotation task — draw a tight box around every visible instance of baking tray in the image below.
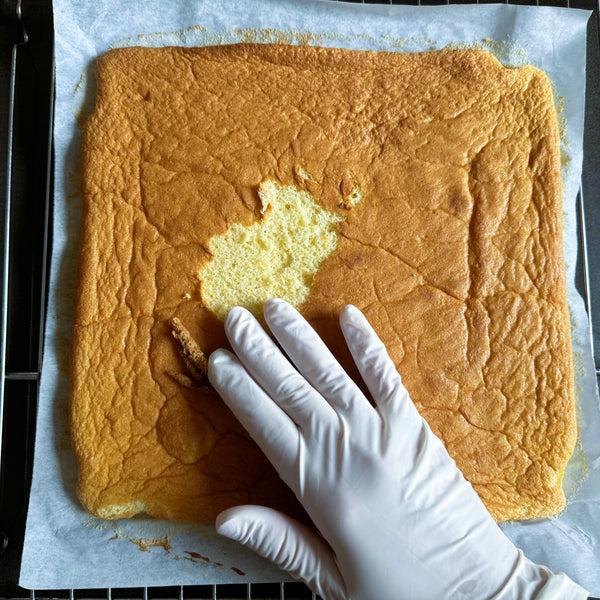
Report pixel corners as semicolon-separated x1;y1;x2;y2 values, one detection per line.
1;0;598;598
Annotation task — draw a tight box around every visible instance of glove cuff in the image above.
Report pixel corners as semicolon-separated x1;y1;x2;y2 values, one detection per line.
533;572;589;600
491;550;588;600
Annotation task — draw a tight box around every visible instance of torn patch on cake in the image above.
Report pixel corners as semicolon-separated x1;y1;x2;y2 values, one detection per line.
198;178;361;320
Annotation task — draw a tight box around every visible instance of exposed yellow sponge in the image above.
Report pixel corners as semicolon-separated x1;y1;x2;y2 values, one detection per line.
199;180;346;319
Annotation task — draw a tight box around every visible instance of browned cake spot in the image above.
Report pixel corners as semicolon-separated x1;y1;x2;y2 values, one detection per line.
169;316;209;387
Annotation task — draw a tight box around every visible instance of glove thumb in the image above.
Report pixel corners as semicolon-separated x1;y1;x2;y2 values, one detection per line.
216;505;346;600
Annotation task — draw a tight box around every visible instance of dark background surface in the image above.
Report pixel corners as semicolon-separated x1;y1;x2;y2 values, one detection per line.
0;0;598;598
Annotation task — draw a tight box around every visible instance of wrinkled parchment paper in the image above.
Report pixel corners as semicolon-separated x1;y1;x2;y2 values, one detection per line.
20;0;599;592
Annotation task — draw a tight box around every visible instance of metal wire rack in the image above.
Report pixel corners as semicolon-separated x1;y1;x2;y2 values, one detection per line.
1;0;599;598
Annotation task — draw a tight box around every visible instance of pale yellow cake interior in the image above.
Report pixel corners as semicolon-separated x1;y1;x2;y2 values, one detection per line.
199;180;350;319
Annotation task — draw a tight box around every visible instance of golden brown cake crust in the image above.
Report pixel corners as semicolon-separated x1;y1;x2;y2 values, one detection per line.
72;43;576;523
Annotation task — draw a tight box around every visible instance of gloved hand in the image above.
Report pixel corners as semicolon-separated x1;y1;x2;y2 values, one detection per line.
208;299;588;600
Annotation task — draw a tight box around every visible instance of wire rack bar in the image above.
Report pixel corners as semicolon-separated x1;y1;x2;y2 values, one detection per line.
4;372;39;380
0;31;18;496
26;584;319;599
578;186;598;374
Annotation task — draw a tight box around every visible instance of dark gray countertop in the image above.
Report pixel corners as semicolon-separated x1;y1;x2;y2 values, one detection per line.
0;0;598;598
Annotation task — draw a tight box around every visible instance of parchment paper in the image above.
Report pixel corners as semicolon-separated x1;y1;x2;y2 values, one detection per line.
20;0;599;592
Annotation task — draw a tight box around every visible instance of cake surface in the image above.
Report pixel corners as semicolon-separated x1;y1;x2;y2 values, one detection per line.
72;43;576;523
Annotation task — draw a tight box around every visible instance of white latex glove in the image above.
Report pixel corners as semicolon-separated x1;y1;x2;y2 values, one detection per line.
208;299;588;600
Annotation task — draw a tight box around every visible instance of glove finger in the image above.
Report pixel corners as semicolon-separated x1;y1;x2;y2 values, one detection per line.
264;299;374;423
224;306;336;429
208;349;299;475
216;505;346;600
339;305;419;424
